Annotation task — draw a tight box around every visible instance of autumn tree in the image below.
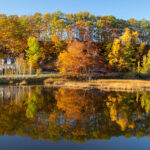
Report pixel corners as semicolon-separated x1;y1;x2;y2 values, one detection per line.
0;15;28;54
140;50;150;73
15;55;27;74
108;28;139;71
56;41;105;77
72;20;92;41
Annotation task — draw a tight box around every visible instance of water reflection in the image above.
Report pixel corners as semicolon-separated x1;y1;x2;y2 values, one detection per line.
0;86;150;142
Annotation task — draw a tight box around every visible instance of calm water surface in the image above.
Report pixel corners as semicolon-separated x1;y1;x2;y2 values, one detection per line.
0;86;150;150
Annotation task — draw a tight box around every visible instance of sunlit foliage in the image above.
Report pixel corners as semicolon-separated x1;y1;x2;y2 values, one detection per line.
0;12;149;73
56;41;105;76
25;37;41;73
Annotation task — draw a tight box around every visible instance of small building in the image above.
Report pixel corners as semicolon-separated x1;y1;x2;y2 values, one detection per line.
0;58;16;74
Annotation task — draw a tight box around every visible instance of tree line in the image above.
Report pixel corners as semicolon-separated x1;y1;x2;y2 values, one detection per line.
0;11;150;75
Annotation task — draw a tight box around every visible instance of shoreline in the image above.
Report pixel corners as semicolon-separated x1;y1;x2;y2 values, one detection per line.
0;75;150;91
43;78;150;91
0;74;62;85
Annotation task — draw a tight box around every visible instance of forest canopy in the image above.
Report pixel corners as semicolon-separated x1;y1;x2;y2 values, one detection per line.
0;11;149;75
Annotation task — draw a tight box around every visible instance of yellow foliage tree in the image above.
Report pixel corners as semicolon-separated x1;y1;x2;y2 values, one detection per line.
108;28;139;71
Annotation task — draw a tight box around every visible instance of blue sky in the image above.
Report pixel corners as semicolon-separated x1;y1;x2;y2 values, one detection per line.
0;0;149;20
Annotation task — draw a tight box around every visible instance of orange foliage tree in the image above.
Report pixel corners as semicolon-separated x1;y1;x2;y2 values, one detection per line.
56;41;105;77
73;20;92;41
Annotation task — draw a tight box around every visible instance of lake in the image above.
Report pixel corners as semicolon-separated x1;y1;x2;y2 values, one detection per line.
0;86;150;150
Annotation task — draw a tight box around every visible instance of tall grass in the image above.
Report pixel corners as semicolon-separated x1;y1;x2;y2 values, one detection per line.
44;79;150;91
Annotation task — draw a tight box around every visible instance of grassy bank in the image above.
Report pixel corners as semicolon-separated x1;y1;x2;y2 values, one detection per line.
44;78;150;91
1;74;150;91
0;73;62;85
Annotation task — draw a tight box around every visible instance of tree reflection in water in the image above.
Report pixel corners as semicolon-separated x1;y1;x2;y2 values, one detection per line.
0;86;150;142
